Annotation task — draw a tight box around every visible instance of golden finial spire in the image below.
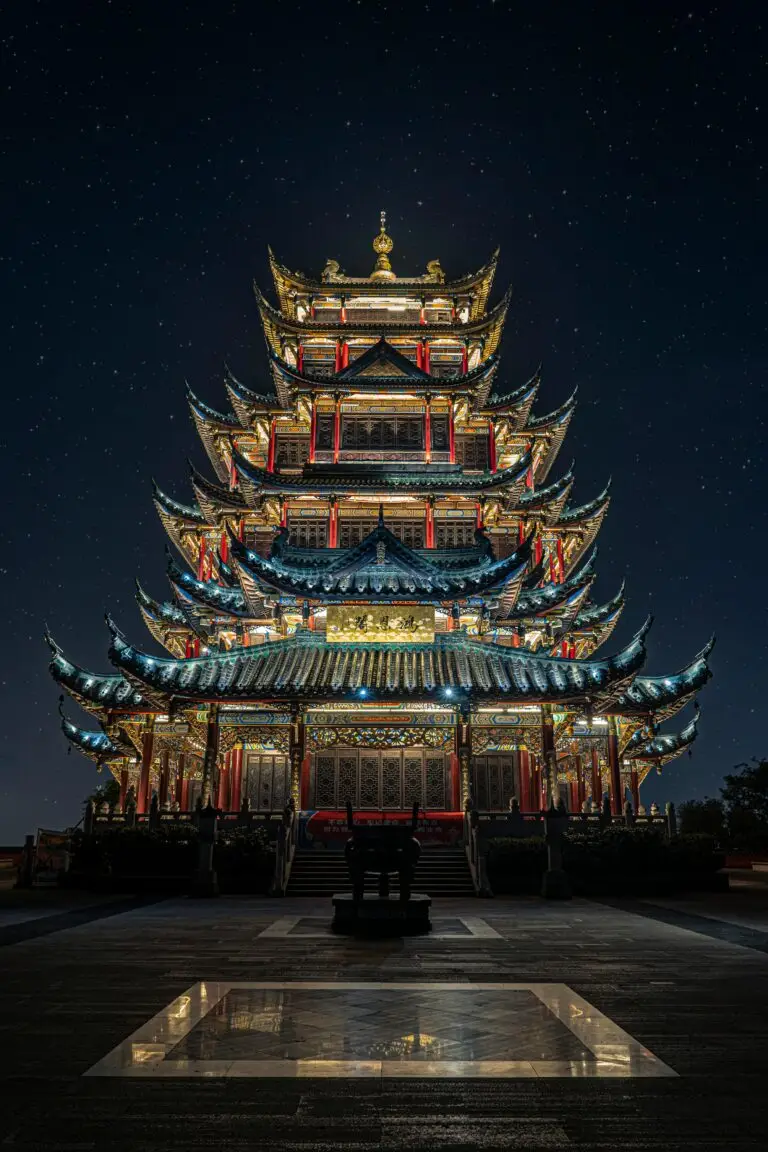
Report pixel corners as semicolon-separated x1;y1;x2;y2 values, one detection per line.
370;209;395;280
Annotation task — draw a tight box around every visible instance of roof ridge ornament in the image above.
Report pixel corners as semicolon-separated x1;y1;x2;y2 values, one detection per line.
370;210;396;280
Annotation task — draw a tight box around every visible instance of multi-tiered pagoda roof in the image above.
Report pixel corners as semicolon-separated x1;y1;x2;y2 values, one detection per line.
50;215;714;815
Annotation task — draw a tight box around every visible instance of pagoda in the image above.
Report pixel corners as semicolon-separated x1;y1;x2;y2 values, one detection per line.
49;215;714;821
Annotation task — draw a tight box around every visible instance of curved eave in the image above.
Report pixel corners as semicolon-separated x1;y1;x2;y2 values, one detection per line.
46;632;144;714
516;468;575;521
499;547;598;620
526;392;577;485
626;715;700;765
615;638;715;717
268;247;500;318
231;446;532;499
61;715;136;765
230;530;532;603
136;582;192;656
105;616;650;706
224;367;282;425
557;486;612;571
168;557;251;618
187;388;239;484
189;463;248;520
255;286;511;362
153;482;206;560
485;372;541;429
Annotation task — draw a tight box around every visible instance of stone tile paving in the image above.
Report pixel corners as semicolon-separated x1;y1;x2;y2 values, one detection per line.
0;894;767;1148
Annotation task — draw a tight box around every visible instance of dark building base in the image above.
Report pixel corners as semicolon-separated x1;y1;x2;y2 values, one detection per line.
331;892;432;936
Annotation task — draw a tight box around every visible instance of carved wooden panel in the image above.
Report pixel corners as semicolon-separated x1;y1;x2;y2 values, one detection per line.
455;435;489;470
435;521;476;549
337;755;357;808
341;416;424;451
403;756;423;808
381;756;401;809
315;755;336;807
359;756;379;808
275;436;309;469
315;415;335;451
430;415;450;452
288;518;328;548
425;756;446;809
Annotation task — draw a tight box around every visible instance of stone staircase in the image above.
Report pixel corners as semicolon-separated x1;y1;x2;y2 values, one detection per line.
286;846;475;898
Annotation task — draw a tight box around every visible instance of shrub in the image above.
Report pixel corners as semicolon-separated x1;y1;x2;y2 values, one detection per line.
215;826;275;893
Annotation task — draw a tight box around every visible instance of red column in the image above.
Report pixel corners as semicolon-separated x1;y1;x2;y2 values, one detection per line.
180;772;190;812
511;632;520;648
488;419;497;473
309;400;316;463
416;342;424;370
450;752;461;811
230;748;243;810
569;642;576;659
419;301;426;325
334;340;342;373
138;726;154;815
280;499;288;528
461;343;468;374
423;340;430;374
341;340;349;369
267;418;276;473
569;782;579;812
607;717;622;815
220;531;229;564
185;638;193;658
300;752;311;809
159;749;170;808
518;750;530;810
561;640;569;657
448;404;456;463
238;518;244;542
175;754;186;807
229;457;237;490
425;499;435;548
197;537;206;581
575;754;585;809
193;638;201;657
534;536;543;565
424;397;432;463
297;342;304;372
476;501;483;530
340;299;347;323
217;751;230;810
329;499;339;547
630;767;640;812
119;767;130;809
557;537;565;583
333;397;341;463
590;746;601;802
518;521;525;546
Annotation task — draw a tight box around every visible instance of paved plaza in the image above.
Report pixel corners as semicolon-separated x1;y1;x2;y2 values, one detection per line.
2;886;768;1148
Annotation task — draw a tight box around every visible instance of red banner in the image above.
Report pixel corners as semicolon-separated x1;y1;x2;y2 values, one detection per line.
300;810;463;849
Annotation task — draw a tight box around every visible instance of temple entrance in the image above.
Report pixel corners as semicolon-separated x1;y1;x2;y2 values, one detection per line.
471;753;519;810
311;748;449;811
245;754;290;812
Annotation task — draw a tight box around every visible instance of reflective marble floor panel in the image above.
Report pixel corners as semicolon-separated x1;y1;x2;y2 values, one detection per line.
85;981;676;1079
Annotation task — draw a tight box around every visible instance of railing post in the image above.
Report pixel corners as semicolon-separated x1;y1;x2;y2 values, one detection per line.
193;803;219;897
541;805;572;899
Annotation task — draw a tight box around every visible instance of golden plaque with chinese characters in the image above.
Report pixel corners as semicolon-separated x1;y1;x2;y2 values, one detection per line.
326;605;435;643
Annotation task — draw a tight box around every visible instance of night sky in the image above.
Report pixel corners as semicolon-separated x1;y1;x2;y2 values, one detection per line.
2;3;764;841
